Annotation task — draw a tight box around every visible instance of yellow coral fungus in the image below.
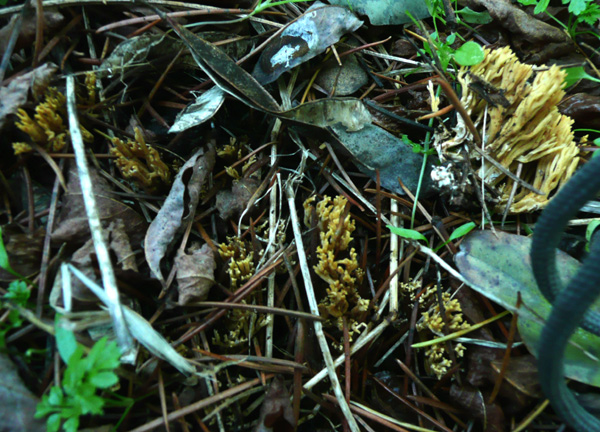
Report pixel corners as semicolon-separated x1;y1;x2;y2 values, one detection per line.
110;127;171;191
214;236;267;348
305;195;368;345
13;87;93;155
83;72;97;106
212;301;268;348
437;46;579;213
402;280;470;379
219;236;256;289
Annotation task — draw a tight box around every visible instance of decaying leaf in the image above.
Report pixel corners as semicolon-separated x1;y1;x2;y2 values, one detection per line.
0;353;45;432
97;33;170;78
0;63;57;130
330;122;433;195
215;176;260;221
490;355;542;398
175;243;216;305
52;162;146;245
0;225;44;281
252;2;363;85
327;0;429;25
158;11;281;113
449;383;506;432
145;146;215;283
169;86;226;133
0;9;64;57
68;220;138;303
280;97;372;132
315;52;368;97
455;230;600;387
462;0;571;62
254;376;295;432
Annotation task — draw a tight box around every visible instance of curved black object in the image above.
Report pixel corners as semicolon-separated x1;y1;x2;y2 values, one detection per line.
531;154;600;431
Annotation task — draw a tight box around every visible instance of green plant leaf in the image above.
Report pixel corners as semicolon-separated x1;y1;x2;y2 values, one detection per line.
55;318;78;366
4;280;30;305
533;0;551;14
564;66;600;88
46;413;62;432
63;416;79;432
456;7;492;24
48;387;64;406
448;221;477;242
387;225;428;243
455;230;600;387
586;220;600;251
89;371;119;389
568;0;591;15
0;225;21;278
453;41;485;66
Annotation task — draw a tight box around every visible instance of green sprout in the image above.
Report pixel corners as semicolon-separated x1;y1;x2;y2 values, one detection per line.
35;320;131;432
388;221;476;252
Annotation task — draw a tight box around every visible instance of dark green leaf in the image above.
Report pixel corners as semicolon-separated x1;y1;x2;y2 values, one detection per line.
456;7;492;24
455;230;600;386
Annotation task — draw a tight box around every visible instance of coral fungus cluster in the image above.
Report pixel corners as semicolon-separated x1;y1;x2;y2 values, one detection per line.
304;195;369;345
437;46;579;213
13;87;93;155
213;236;266;348
110;127;171;192
403;279;469;379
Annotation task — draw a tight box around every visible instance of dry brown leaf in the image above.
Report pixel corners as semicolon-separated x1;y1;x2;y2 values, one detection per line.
175;243;216;305
254;376;295;432
490;355;542;398
144;145;215;283
215;176;260;220
0;10;64;57
0;63;58;130
51;162;146;245
462;0;569;46
450;383;505;432
0;225;44;281
0;353;46;432
68;220;139;302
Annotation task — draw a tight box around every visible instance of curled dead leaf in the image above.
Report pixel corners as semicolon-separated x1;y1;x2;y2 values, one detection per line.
144;146;215;283
176;243;216;305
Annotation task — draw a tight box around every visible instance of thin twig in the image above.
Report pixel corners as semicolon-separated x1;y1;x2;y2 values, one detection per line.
66;76;134;358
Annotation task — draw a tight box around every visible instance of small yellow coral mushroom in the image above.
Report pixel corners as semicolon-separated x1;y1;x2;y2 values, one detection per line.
403;280;470;379
13;87;93;155
438;46;579;213
304;195;369;345
110;127;170;191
